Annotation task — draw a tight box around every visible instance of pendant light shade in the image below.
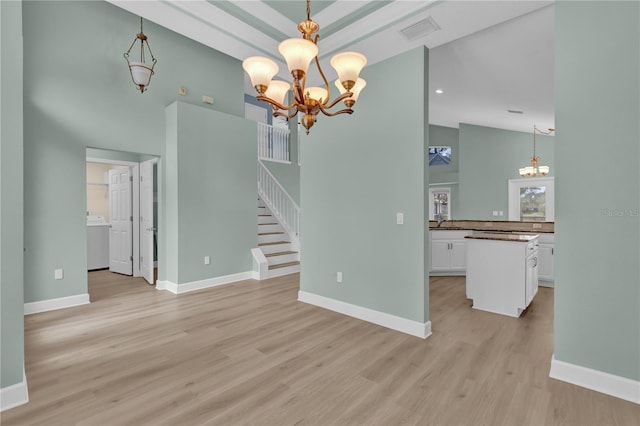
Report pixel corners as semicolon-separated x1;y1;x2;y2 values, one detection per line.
331;51;367;90
242;56;279;95
278;38;318;78
128;62;154;87
264;80;291;106
335;78;367;107
305;86;328;103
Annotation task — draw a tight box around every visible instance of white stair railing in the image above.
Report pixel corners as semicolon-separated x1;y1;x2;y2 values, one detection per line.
258;160;300;244
258;122;290;162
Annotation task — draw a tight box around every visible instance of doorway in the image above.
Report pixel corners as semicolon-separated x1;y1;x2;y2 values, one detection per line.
86;149;158;286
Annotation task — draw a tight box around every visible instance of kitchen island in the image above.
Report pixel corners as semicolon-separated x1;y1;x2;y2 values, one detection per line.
465;232;539;317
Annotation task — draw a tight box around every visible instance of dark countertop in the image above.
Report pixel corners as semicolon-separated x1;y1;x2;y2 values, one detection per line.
428;219;554;233
465;232;540;242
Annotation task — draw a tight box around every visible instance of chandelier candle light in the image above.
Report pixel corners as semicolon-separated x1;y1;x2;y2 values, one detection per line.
124;17;157;94
519;125;554;177
242;0;367;134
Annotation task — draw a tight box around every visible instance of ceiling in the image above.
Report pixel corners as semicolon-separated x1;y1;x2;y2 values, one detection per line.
108;0;555;133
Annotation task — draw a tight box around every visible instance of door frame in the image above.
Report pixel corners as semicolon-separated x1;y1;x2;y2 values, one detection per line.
87;157;141;278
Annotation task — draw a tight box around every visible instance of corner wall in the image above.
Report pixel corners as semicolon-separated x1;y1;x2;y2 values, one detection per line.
553;0;639;399
164;102;256;286
0;0;25;395
299;47;430;333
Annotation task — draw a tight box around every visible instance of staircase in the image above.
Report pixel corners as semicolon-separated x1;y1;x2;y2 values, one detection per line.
258;198;300;278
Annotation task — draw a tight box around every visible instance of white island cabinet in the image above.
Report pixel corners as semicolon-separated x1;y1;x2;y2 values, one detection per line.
465;233;539;318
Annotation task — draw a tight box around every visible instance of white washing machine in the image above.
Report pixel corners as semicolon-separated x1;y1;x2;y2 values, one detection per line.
87;216;109;270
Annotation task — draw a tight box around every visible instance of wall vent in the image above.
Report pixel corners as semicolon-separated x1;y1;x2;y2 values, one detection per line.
400;16;440;41
507;109;524;115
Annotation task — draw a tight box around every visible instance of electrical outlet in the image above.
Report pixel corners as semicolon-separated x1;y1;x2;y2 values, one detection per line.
499;211;504;216
492;211;499;216
54;269;64;280
204;256;211;265
202;95;214;105
532;223;542;229
337;272;342;283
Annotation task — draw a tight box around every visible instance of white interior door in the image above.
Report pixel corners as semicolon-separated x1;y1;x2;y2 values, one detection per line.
109;167;133;275
140;159;155;284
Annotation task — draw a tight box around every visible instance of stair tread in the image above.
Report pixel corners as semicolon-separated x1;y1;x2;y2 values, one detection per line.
269;261;300;270
259;232;285;236
265;251;298;257
258;241;290;246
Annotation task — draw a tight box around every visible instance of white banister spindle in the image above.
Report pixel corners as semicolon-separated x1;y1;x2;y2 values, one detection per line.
257;160;300;242
257;122;290;163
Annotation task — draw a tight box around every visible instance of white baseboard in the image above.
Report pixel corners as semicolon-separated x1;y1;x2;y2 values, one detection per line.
550;355;640;404
250;248;268;281
1;368;28;411
298;291;432;339
159;271;255;294
24;293;90;315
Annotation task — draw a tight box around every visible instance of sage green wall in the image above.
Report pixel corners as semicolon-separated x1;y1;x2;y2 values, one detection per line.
22;0;244;303
0;0;25;389
458;123;554;220
429;125;459;218
86;148;142;163
166;102;256;284
300;47;429;323
554;1;639;380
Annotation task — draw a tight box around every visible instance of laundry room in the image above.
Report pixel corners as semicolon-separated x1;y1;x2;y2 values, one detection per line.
86;161;126;271
86;148;159;284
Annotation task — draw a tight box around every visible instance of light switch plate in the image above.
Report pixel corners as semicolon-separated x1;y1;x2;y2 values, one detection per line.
396;212;404;225
337;272;342;283
204;256;211;265
54;269;63;280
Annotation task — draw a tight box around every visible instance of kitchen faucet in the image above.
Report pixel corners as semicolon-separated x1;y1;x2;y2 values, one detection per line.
436;214;451;228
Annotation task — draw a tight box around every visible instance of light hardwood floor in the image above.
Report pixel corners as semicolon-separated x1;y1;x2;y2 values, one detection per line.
3;272;638;425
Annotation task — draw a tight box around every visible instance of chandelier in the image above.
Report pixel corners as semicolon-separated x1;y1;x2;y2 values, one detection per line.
124;17;157;94
242;0;367;134
519;125;554;177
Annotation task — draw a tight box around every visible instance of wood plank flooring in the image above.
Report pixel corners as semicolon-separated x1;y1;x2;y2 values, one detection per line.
2;272;638;425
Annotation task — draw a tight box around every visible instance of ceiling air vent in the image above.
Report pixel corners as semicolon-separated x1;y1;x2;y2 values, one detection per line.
400;16;440;41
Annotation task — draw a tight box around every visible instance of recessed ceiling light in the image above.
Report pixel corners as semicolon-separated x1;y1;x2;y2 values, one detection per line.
435;89;443;94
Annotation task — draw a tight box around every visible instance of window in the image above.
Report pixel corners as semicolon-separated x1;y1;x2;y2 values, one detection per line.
428;146;452;166
429;187;451;220
508;177;554;221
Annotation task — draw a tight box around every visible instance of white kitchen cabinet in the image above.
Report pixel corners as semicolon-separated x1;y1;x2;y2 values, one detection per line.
537;233;554;286
429;230;472;274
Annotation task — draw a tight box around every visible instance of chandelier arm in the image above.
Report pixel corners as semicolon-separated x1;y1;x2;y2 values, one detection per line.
124;38;138;58
313;55;331;106
323;91;354;109
145;42;157;66
318;103;353;117
274;109;299;119
256;95;296;111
